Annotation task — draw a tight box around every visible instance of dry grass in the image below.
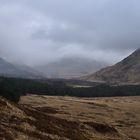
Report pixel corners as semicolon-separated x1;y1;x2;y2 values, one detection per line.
1;95;140;140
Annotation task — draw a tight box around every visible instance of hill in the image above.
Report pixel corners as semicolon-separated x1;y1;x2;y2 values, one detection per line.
82;49;140;85
35;57;106;79
0;57;43;79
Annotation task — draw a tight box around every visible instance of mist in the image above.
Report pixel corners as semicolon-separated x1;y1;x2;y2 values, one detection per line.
0;0;140;66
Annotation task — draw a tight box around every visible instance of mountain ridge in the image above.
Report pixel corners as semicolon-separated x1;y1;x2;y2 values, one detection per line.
35;56;107;79
82;49;140;85
0;57;43;79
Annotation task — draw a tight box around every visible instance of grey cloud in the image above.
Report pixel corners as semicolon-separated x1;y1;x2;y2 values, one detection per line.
0;0;139;66
31;24;97;46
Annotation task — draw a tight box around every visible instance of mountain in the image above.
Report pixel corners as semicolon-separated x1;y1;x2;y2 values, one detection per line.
35;57;107;79
82;49;140;85
0;57;43;79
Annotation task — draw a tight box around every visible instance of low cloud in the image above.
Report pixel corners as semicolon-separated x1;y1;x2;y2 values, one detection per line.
0;0;139;66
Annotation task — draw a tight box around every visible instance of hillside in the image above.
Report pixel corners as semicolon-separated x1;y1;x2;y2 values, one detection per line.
35;57;106;79
82;49;140;85
1;95;140;140
0;57;43;79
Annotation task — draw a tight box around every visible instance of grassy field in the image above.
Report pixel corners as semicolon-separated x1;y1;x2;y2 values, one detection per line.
0;95;140;140
18;95;140;140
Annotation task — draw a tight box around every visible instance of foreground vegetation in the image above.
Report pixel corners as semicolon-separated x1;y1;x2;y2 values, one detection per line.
0;76;140;102
2;95;140;140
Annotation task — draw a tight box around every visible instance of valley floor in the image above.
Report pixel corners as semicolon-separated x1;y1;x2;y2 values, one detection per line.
1;95;140;140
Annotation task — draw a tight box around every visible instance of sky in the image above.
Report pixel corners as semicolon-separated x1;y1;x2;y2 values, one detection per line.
0;0;140;66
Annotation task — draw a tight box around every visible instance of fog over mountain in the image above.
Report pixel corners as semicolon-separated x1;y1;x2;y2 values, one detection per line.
0;57;43;78
82;49;140;85
0;0;140;67
35;56;107;78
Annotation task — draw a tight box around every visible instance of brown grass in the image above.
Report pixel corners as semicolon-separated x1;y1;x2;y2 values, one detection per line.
1;95;140;140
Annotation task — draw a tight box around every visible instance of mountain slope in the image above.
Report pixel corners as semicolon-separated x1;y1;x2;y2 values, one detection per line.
82;49;140;85
36;57;106;79
0;57;43;79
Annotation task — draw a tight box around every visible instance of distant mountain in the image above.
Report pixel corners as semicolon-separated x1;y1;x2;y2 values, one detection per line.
0;57;43;79
82;49;140;85
35;57;106;79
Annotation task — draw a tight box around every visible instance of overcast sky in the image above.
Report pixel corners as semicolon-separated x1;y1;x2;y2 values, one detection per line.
0;0;140;66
